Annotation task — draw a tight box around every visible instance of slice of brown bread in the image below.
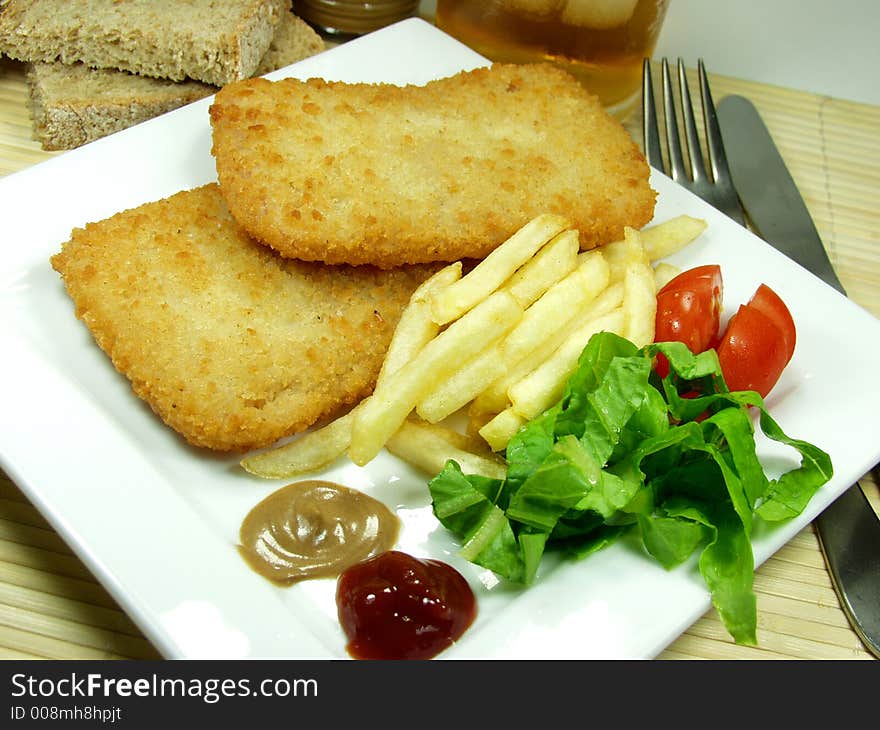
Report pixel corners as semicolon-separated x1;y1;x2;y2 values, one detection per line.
26;13;325;150
253;10;326;77
26;65;213;151
0;0;289;86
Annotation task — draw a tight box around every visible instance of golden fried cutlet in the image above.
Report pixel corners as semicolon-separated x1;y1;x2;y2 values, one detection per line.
209;62;656;269
50;184;435;452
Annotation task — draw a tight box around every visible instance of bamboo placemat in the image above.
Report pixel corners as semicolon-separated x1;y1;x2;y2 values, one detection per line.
1;51;878;660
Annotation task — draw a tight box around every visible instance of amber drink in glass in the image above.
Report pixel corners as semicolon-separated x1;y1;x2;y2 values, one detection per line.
436;0;669;119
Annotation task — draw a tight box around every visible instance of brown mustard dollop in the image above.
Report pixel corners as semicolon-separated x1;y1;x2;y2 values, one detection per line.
237;480;401;584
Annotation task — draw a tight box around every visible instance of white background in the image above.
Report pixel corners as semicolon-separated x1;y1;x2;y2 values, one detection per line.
419;0;880;106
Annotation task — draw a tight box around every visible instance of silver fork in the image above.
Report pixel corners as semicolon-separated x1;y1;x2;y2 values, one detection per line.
642;58;746;226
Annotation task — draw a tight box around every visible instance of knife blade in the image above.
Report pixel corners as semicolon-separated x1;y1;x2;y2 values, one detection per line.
715;95;845;294
716;93;880;658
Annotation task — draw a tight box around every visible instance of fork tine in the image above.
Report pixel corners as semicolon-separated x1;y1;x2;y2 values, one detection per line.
676;58;710;186
661;59;687;183
641;59;663;170
643;57;747;226
698;59;747;225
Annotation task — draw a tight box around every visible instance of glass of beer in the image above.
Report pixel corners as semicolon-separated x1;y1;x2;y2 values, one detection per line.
435;0;669;119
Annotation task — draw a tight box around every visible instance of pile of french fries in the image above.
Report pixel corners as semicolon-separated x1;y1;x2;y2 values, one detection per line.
241;213;707;480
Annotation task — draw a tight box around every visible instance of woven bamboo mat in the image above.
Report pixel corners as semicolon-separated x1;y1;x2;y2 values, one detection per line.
1;52;878;660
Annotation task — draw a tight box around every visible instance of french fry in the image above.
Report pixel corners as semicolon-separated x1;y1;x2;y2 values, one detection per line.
578;279;625;319
480;298;631;451
501;249;610;363
404;418;495;456
622;264;657;347
470;378;513;418
240;410;355;478
621;230;657;348
377;262;463;383
600;226;651;283
386;419;507;480
349;290;523;466
640;214;708;261
423;249;610;423
430;213;570;325
653;261;680;291
478;407;527;453
416;343;506;424
470;280;625;417
466;406;497;443
508;308;625;421
503;228;580;307
239;262;462;478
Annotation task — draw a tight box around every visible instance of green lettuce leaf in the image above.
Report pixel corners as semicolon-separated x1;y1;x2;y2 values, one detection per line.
427;331;832;646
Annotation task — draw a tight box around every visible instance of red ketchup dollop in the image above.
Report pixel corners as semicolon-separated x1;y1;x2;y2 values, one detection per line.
336;550;477;660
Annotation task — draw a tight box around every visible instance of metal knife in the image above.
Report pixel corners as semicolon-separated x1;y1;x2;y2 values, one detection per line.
716;93;880;658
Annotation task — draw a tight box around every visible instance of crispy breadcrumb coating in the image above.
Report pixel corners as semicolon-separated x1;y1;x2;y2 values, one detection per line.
50;184;435;452
209;62;656;268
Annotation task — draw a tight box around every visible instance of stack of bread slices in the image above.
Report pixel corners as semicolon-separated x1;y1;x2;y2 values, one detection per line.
0;0;325;150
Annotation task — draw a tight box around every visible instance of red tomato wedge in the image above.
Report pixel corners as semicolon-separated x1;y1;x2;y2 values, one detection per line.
653;267;796;398
654;264;723;377
742;283;797;363
716;283;796;397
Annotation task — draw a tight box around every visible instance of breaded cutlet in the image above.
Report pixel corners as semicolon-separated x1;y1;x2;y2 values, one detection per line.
209;62;656;269
50;184;435;452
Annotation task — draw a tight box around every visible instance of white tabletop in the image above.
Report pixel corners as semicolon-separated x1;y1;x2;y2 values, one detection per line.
419;0;880;106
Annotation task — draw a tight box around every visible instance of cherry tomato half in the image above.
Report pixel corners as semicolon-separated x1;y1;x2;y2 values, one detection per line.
743;283;797;363
716;283;796;397
654;264;723;376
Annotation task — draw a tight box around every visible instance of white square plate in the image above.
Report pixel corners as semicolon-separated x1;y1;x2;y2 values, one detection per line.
2;19;879;659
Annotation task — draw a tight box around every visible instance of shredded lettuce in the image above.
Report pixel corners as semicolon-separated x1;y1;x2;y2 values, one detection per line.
428;331;833;646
